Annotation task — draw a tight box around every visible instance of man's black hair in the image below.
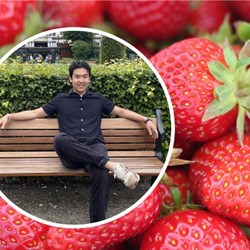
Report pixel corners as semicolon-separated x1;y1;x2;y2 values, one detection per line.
69;60;91;78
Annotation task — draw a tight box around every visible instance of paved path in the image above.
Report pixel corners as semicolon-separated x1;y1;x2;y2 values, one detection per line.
0;176;152;225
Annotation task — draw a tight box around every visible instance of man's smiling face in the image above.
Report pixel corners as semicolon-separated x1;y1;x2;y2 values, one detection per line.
70;68;90;96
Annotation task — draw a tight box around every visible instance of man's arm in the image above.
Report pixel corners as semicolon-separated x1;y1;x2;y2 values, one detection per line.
111;106;158;139
0;107;48;129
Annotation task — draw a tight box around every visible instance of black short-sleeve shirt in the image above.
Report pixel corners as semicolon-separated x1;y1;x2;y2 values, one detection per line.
42;90;115;144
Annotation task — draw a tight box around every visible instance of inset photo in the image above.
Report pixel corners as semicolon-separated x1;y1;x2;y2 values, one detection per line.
0;28;174;226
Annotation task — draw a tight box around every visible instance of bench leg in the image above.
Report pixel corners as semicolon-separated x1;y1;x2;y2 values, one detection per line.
151;176;157;186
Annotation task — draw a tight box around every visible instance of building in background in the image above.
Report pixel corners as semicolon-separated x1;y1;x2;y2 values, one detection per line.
17;31;136;63
18;31;72;63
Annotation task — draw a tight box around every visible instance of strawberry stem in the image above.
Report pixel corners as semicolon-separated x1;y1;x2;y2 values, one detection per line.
170;187;183;207
161;202;205;215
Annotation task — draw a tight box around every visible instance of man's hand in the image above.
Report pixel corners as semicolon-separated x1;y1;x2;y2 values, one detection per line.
146;121;158;140
0;114;10;130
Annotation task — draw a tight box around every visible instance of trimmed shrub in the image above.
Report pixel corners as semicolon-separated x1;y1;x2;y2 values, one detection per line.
0;59;171;141
71;40;93;60
99;36;126;63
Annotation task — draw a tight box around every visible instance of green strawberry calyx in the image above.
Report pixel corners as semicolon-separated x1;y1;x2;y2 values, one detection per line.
161;186;205;215
235;21;250;42
202;39;250;145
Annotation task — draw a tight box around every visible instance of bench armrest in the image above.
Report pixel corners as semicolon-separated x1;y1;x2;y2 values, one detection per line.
155;109;169;162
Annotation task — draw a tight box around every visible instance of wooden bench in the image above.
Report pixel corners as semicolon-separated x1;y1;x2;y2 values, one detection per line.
0;110;167;177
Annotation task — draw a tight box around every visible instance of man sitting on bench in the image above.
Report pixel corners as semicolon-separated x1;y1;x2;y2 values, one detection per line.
0;60;158;223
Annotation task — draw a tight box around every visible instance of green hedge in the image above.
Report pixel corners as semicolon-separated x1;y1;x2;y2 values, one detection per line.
0;59;171;140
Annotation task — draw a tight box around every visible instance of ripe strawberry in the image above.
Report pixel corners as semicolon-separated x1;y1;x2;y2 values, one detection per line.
150;37;250;142
102;242;128;250
159;167;191;206
0;196;48;249
105;1;190;41
174;135;201;160
190;132;250;226
42;0;104;28
141;209;250;249
229;1;250;22
0;1;37;47
134;44;155;59
44;185;162;249
125;232;144;250
189;1;231;34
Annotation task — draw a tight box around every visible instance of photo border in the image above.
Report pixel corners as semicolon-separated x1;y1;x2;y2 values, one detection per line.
0;27;175;229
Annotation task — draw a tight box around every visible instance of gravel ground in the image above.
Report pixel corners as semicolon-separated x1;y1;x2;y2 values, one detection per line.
0;176;153;225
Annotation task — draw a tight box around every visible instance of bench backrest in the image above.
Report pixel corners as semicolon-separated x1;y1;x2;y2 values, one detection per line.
0;118;156;152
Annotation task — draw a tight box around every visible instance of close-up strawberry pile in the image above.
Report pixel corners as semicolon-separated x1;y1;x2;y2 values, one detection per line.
0;0;250;249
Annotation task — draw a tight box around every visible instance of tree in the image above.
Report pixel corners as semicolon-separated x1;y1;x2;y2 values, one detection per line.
71;40;92;60
63;31;94;43
99;36;126;63
63;31;100;60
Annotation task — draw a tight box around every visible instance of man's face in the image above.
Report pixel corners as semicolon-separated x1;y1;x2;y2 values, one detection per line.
69;68;90;96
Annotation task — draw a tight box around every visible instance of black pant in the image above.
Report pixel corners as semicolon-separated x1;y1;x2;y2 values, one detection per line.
54;132;110;223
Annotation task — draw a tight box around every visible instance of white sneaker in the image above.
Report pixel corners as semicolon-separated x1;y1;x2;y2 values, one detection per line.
114;163;140;189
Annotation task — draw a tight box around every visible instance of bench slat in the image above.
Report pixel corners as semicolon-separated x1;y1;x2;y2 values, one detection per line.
0;157;162;176
0;143;156;151
0;129;149;137
0;136;155;144
4;118;155;130
0;151;156;158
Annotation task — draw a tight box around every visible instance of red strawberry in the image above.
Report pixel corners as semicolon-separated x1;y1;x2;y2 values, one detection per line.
150;37;249;142
134;44;155;59
44;185;162;249
190;132;250;226
105;1;190;41
125;232;144;250
42;0;104;28
102;242;128;250
189;1;231;34
141;209;250;249
159;167;191;206
0;196;48;249
229;1;250;22
0;1;37;46
174;135;201;160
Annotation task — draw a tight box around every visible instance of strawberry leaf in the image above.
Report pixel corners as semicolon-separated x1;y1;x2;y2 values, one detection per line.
235;21;250;42
236;106;246;146
208;61;234;84
238;95;250;110
236;64;250;89
239;40;250;59
202;98;237;122
237;57;250;68
213;84;234;102
223;38;238;70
